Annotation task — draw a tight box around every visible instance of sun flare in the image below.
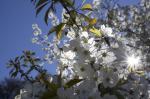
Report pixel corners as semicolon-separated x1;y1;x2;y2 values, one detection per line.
126;55;140;68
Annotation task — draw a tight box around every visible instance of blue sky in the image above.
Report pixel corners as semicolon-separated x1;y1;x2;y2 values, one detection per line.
0;0;139;80
0;0;54;80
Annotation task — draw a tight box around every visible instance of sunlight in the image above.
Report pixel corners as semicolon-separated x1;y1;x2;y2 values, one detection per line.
126;54;140;68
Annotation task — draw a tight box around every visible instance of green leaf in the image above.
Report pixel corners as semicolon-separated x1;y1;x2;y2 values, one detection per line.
47;83;59;91
11;71;18;78
44;7;51;25
104;37;110;46
108;10;114;20
36;2;48;16
48;23;65;40
65;10;77;26
63;0;74;7
81;4;93;11
64;79;83;88
9;68;15;75
69;10;77;19
98;83;107;97
48;27;56;35
56;23;65;40
117;78;128;87
36;0;48;8
114;91;125;99
40;90;57;99
15;56;19;62
39;73;59;90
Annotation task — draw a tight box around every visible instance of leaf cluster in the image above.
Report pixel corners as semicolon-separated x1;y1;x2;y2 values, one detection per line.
31;0;101;40
7;50;44;82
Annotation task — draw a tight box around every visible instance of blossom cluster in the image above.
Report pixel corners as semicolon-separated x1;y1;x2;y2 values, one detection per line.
16;0;150;99
17;23;150;99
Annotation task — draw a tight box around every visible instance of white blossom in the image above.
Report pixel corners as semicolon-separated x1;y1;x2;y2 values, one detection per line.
100;25;114;37
16;0;150;98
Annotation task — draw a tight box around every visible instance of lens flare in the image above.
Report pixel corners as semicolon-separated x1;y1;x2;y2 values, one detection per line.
126;55;140;67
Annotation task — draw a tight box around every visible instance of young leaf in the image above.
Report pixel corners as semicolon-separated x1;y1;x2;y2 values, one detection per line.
89;18;97;25
89;27;102;37
135;70;145;76
80;14;96;25
56;23;65;40
81;4;93;11
128;66;134;72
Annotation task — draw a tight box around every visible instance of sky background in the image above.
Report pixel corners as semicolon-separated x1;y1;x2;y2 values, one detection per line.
0;0;54;80
0;0;139;81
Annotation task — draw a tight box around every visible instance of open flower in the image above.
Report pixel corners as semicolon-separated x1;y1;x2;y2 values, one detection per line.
60;50;76;66
100;70;119;88
74;63;95;78
100;25;114;37
99;49;116;65
81;37;97;53
80;31;89;39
